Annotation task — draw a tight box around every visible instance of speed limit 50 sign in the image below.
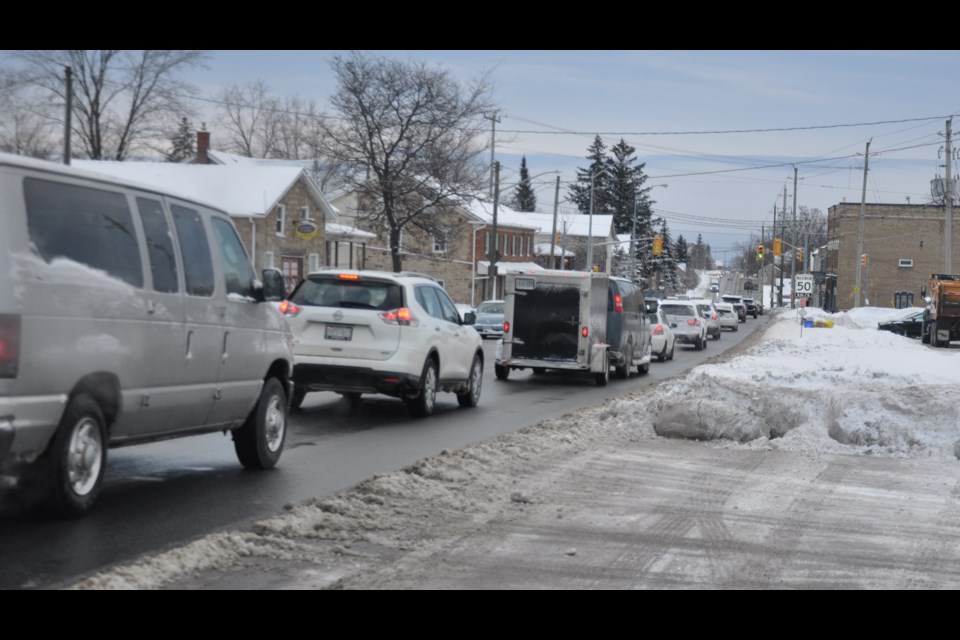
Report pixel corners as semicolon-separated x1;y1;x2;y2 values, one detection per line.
795;274;815;296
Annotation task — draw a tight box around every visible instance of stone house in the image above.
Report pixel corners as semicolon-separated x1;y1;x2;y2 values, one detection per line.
826;202;959;310
328;188;541;305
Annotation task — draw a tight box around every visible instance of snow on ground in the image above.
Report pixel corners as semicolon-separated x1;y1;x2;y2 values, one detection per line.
69;305;960;589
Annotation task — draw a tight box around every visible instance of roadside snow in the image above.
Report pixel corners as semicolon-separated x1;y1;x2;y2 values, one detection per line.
68;305;960;589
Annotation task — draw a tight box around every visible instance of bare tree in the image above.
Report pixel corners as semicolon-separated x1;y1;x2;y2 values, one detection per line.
12;50;208;160
0;69;58;158
216;80;278;158
320;52;494;272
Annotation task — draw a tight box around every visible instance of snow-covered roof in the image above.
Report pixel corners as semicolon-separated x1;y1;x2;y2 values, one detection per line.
462;199;541;231
74;160;336;222
326;222;376;240
476;261;544;276
534;242;575;257
523;211;615;239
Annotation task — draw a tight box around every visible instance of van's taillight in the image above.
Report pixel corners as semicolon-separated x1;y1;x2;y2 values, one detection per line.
0;314;20;378
279;300;301;317
379;308;419;327
581;326;589;338
503;320;510;334
653;326;664;336
614;294;623;312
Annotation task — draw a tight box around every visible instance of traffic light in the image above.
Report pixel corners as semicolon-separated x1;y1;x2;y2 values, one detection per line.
773;237;782;256
555;231;561;245
653;235;663;257
796;248;803;263
757;244;764;260
861;254;868;267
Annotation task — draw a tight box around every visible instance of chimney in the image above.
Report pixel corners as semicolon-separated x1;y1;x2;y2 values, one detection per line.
196;129;210;164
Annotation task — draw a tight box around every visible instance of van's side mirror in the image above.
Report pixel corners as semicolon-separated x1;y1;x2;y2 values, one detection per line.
261;268;286;302
462;311;476;325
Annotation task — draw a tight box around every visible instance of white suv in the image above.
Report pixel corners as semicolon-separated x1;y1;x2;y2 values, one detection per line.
281;270;484;416
659;300;709;350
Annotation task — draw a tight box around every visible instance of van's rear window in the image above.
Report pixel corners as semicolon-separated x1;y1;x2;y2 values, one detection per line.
24;177;144;287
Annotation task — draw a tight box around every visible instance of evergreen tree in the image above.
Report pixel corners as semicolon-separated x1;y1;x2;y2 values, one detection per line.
658;218;680;293
166;116;195;162
606;139;651;236
567;136;611;214
675;235;690;264
508;155;537;212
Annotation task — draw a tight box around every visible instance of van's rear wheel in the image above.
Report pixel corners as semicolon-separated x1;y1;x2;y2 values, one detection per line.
234;378;287;469
614;346;631;379
43;394;107;518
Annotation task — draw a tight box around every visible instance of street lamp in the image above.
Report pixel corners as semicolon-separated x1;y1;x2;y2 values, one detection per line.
586;167;610;271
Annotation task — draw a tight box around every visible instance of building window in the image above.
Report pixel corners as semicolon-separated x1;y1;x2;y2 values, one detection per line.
309;253;320;273
300;206;309;221
276;204;286;236
433;232;447;253
484;231;490;255
898;258;914;268
264;251;275;269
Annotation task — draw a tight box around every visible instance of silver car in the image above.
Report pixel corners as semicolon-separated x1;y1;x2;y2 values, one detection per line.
473;299;505;339
659;300;709;350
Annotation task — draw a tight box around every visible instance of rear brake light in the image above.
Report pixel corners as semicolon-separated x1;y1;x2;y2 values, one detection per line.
712;312;717;320
581;326;589;338
0;314;20;378
653;326;664;335
378;307;419;327
503;320;510;334
278;300;301;317
687;319;700;326
614;293;623;312
338;273;360;280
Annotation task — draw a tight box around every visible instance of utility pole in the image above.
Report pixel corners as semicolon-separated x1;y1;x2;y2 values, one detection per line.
549;175;560;269
770;204;776;308
854;139;871;307
630;195;639;282
790;166;798;307
484;111;500;199
946;117;954;273
63;66;72;165
779;186;786;307
486;161;501;300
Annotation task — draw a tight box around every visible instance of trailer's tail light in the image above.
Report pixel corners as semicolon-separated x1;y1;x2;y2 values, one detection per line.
379;308;419;327
0;314;20;378
614;294;623;312
653;325;664;335
582;326;589;338
503;321;510;334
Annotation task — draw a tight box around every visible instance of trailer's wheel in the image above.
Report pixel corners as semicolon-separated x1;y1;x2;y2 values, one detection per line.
595;351;609;386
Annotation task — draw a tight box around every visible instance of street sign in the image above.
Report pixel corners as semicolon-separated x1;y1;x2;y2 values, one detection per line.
795;274;814;297
813;271;827;285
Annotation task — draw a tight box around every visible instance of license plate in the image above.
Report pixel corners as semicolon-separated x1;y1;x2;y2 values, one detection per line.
325;325;353;341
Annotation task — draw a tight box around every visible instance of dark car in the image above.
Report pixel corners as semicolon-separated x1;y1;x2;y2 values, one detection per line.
742;297;759;319
878;310;924;338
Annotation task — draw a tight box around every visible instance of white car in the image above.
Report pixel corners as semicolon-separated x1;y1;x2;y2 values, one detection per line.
648;307;676;361
659;299;709;350
692;299;722;340
280;270;484;416
715;302;739;331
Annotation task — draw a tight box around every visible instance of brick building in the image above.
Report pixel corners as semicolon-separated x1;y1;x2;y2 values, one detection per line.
826;202;958;310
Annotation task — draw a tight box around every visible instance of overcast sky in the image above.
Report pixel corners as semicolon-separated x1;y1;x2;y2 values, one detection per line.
20;50;960;260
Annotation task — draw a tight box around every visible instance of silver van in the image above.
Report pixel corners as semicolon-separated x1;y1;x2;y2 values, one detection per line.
0;153;293;517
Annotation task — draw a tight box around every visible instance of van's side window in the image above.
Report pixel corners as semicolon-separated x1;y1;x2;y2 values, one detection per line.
136;198;179;293
212;217;256;299
24;178;144;288
171;204;214;297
